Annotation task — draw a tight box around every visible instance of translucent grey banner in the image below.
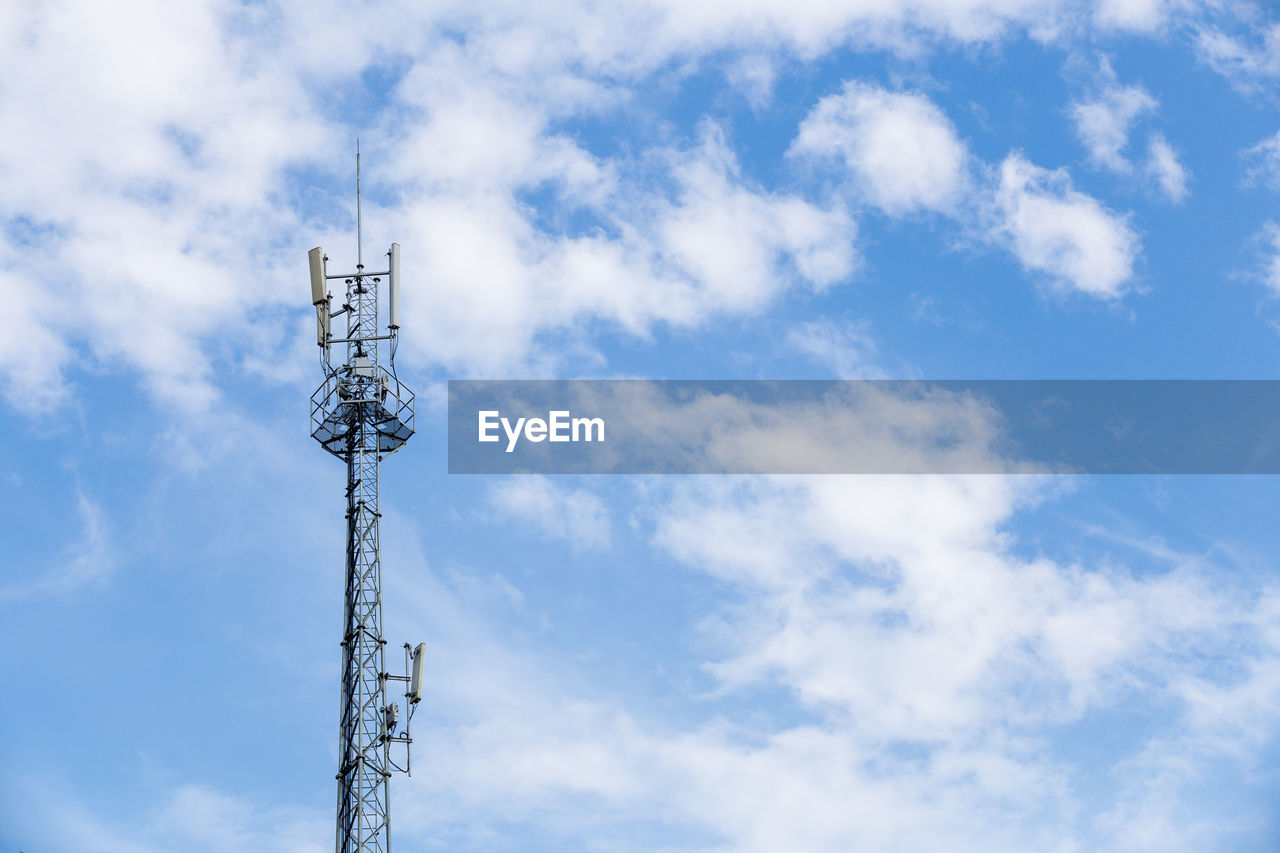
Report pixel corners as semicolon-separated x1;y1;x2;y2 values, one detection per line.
447;380;1280;474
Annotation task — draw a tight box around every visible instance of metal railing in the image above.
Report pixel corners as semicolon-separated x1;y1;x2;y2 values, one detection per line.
311;365;415;458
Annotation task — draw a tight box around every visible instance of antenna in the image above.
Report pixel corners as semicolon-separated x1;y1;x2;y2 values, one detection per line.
388;243;400;331
409;642;426;703
309;247;327;306
356;139;363;269
307;151;420;853
309;247;329;348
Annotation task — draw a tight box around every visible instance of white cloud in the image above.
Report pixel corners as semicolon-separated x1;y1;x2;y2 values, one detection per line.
1258;221;1280;296
0;490;114;602
1068;66;1189;201
2;0;880;404
0;0;1187;409
488;475;611;549
1244;129;1280;190
989;152;1140;297
373;470;1280;851
1071;83;1158;172
0;255;72;412
650;0;1078;54
396;123;858;373
0;0;334;411
790;83;1141;298
1194;20;1280;92
1093;0;1195;33
785;319;882;377
5;2;1279;850
149;786;327;853
645;474;1280;847
791;82;970;216
657;127;858;307
11;420;1280;850
726;53;778;109
3;780;327;853
1146;133;1190;202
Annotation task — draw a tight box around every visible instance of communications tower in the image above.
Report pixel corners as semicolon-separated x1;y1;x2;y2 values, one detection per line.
308;151;426;852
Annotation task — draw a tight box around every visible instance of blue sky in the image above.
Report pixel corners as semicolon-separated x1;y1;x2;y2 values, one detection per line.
4;0;1280;850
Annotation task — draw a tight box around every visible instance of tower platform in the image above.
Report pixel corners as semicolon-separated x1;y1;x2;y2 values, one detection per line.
311;364;415;458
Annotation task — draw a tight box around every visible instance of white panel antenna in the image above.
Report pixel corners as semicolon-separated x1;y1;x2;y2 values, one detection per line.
388;242;401;330
310;246;329;347
308;247;326;305
409;642;426;703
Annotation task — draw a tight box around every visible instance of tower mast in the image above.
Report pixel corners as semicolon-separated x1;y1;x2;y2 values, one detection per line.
308;153;420;852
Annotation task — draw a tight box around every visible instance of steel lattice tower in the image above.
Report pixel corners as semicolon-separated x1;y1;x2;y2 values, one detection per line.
308;151;421;853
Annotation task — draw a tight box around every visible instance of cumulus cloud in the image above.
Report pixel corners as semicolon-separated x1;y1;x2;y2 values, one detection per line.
1258;222;1280;296
989;153;1140;297
640;474;1280;848
487;476;611;549
1194;19;1280;92
369;471;1280;851
1093;0;1195;33
0;256;72;412
4;2;1276;851
791;82;970;216
1;0;1181;409
789;81;1142;298
623;0;1075;59
656;128;858;308
375;395;1280;848
0;1;846;409
655;477;1244;728
726;53;778;109
13;444;1277;853
785;319;882;377
1068;66;1190;201
9;369;1280;852
0;0;334;412
1071;82;1158;172
1145;133;1189;202
396;122;858;373
1244;129;1280;190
